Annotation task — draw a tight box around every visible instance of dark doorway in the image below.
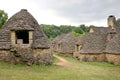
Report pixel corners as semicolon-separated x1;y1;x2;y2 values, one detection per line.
16;30;29;44
76;45;79;51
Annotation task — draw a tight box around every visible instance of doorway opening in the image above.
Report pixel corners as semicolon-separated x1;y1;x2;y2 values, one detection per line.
15;30;29;44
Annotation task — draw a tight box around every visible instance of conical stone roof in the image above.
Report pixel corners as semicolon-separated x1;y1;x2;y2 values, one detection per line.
0;9;50;49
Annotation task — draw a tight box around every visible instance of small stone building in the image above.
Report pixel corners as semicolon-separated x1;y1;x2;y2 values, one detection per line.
73;15;120;65
105;33;120;65
105;16;120;65
52;34;66;52
57;33;77;56
74;26;108;62
0;9;52;65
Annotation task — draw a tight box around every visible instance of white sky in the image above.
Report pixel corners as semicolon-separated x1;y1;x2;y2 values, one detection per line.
1;0;119;27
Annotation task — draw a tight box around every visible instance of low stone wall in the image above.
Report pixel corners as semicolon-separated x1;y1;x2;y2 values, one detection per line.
106;54;120;66
79;53;106;62
0;50;11;62
0;48;52;65
33;49;52;65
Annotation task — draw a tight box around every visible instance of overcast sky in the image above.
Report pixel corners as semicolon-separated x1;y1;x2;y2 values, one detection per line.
0;0;120;26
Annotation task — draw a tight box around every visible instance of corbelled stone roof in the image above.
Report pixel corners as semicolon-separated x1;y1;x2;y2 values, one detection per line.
0;9;50;49
105;33;120;54
58;33;77;53
52;33;66;44
77;26;108;54
3;9;35;30
80;33;107;54
105;17;120;54
90;25;108;34
77;20;120;54
52;33;66;51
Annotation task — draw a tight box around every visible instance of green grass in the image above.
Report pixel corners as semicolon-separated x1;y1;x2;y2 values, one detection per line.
0;56;120;80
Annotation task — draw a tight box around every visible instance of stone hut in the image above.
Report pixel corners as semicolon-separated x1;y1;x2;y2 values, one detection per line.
52;34;66;52
105;16;120;65
74;26;108;62
73;15;120;65
0;9;52;65
105;33;120;65
57;33;77;56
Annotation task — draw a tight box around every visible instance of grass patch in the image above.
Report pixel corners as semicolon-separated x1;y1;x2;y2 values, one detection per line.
0;55;120;80
61;55;120;67
52;55;59;63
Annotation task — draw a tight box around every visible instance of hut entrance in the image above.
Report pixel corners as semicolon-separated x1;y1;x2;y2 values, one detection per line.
76;45;79;52
76;45;82;52
58;43;61;50
16;30;29;44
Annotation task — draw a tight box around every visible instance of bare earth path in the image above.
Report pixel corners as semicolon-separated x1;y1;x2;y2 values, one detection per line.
53;55;75;67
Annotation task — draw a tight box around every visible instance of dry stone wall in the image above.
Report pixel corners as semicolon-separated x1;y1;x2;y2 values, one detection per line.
106;54;120;65
79;53;106;62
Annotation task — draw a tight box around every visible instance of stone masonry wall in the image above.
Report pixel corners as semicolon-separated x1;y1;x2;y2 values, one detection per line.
33;49;52;65
0;50;11;62
79;53;106;62
73;52;80;59
0;48;52;65
106;54;120;66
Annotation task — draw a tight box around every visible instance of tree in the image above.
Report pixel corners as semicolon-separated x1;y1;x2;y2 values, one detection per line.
0;10;8;28
80;24;89;32
40;24;90;39
74;26;84;34
117;18;120;23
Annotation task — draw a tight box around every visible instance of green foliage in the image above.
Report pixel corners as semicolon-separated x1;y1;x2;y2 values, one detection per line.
71;31;81;37
0;10;8;28
117;18;120;23
40;24;89;39
71;31;85;37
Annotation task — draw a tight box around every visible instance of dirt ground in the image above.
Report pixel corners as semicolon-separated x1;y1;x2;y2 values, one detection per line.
53;55;75;67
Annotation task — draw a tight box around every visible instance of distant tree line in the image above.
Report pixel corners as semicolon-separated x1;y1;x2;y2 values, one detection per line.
40;24;90;40
0;10;8;28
